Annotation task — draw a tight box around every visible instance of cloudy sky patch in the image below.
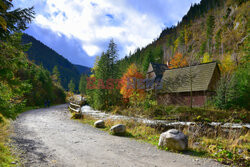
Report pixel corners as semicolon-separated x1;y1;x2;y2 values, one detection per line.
14;0;201;67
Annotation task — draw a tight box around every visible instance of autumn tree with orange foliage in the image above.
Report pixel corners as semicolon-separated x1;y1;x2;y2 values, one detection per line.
169;53;188;69
120;64;145;103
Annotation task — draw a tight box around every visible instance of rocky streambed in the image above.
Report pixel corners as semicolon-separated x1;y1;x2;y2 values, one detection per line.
81;105;250;135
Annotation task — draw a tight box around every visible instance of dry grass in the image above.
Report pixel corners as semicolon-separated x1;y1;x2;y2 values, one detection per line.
109;105;250;123
76;114;160;145
185;125;250;166
0;114;19;167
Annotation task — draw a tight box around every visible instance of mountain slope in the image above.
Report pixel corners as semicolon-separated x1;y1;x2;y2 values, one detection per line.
118;0;249;74
73;64;91;75
22;33;80;89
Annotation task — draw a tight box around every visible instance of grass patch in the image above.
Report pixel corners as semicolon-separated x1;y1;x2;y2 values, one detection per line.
0;115;19;167
72;113;160;144
109;105;250;123
22;106;40;112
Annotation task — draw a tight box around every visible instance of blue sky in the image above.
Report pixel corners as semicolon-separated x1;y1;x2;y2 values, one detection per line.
14;0;201;67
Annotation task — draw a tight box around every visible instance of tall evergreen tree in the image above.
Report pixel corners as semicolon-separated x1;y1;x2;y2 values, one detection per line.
206;15;215;54
52;65;61;85
0;0;34;40
68;79;75;93
88;40;120;109
142;49;153;72
93;52;109;109
79;74;87;95
215;29;222;53
107;39;118;79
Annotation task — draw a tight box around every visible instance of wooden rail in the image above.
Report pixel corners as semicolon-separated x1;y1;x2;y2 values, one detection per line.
70;102;81;108
69;105;80;113
69;102;82;113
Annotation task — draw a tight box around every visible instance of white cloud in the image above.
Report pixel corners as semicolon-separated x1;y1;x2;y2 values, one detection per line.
82;44;100;56
33;0;164;57
18;0;201;58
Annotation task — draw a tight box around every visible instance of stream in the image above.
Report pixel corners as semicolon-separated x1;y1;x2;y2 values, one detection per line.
81;105;250;130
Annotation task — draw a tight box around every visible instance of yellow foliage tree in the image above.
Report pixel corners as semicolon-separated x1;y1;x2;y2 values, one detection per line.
220;54;235;74
202;52;212;63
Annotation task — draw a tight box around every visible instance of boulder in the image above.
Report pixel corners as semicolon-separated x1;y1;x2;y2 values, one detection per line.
94;120;105;128
158;129;188;151
110;124;126;135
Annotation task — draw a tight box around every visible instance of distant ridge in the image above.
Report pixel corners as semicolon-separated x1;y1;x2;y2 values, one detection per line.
73;64;91;75
22;33;81;89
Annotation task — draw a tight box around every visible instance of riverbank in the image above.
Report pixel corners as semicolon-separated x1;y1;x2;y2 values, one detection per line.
74;105;250;166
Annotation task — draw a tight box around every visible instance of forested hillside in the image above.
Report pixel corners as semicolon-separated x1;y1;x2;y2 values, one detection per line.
74;64;91;75
117;0;249;74
0;1;65;120
22;33;80;89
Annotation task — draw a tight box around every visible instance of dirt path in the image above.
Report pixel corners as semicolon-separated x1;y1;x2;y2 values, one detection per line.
11;104;225;167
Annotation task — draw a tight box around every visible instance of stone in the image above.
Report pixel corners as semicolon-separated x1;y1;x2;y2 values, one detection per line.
110;124;126;135
238;149;243;154
158;129;188;151
94;120;105;128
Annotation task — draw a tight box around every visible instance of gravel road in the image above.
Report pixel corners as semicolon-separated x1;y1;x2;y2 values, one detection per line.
11;104;226;167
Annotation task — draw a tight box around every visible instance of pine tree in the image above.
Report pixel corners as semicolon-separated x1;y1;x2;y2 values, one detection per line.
79;74;87;95
107;39;118;79
93;52;110;109
88;40;121;109
199;41;206;57
142;49;153;72
206;15;215;54
52;65;61;85
0;0;34;40
215;29;222;53
68;79;75;93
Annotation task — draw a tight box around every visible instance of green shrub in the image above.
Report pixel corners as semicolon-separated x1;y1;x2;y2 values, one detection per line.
213;62;250;110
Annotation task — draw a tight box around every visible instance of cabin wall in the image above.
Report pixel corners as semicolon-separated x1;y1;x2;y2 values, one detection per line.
157;91;213;107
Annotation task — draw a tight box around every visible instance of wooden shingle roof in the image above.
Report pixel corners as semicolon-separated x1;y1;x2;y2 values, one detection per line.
147;63;168;81
159;62;219;93
151;63;168;76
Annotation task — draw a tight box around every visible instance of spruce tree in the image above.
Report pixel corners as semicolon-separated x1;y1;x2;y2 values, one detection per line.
94;52;109;109
206;15;215;54
107;39;118;79
143;49;153;72
79;74;87;95
215;29;222;53
0;0;34;40
68;79;75;93
52;65;61;85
